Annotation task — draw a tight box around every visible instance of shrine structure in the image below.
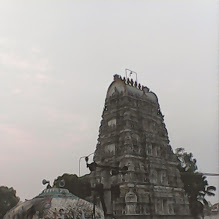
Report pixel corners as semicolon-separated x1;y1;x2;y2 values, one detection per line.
90;74;192;219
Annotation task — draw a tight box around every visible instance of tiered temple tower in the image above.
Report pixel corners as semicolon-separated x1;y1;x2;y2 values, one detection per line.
90;75;192;219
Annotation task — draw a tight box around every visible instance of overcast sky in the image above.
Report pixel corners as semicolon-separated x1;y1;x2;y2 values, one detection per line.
0;0;218;204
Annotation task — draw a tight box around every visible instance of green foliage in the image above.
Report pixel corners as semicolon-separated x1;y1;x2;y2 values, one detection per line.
53;173;91;200
175;147;216;218
0;186;20;219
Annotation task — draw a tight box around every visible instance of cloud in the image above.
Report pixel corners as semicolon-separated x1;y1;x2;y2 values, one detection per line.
0;52;30;69
35;73;50;82
0;123;34;148
0;51;50;79
12;88;23;94
0;37;50;74
30;46;41;54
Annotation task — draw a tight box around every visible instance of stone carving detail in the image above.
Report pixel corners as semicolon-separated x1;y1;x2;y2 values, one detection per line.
124;133;132;145
151;169;158;184
108;118;116;127
146;143;153;156
125;187;137;215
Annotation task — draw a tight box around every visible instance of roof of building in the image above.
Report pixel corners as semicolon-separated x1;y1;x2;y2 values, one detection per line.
106;74;158;104
4;188;104;219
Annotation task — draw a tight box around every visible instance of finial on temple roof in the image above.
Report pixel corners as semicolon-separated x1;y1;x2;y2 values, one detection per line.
134;81;137;87
113;74;120;81
113;70;143;89
142;86;149;93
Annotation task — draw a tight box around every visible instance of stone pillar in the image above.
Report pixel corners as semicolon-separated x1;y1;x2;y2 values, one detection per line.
102;170;113;219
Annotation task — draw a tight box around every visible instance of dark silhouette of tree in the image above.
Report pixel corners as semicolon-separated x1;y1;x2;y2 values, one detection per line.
175;148;216;218
0;186;20;219
53;173;91;200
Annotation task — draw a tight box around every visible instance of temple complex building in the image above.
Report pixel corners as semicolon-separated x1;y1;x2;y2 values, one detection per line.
3;187;103;219
90;74;193;219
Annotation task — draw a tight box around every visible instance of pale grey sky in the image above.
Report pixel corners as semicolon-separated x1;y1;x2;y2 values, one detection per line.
0;0;218;203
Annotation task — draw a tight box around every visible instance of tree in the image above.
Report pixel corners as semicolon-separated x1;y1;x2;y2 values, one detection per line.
175;148;216;218
53;173;91;200
0;186;20;219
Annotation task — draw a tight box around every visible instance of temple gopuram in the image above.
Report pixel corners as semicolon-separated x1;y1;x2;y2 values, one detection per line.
90;74;193;219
